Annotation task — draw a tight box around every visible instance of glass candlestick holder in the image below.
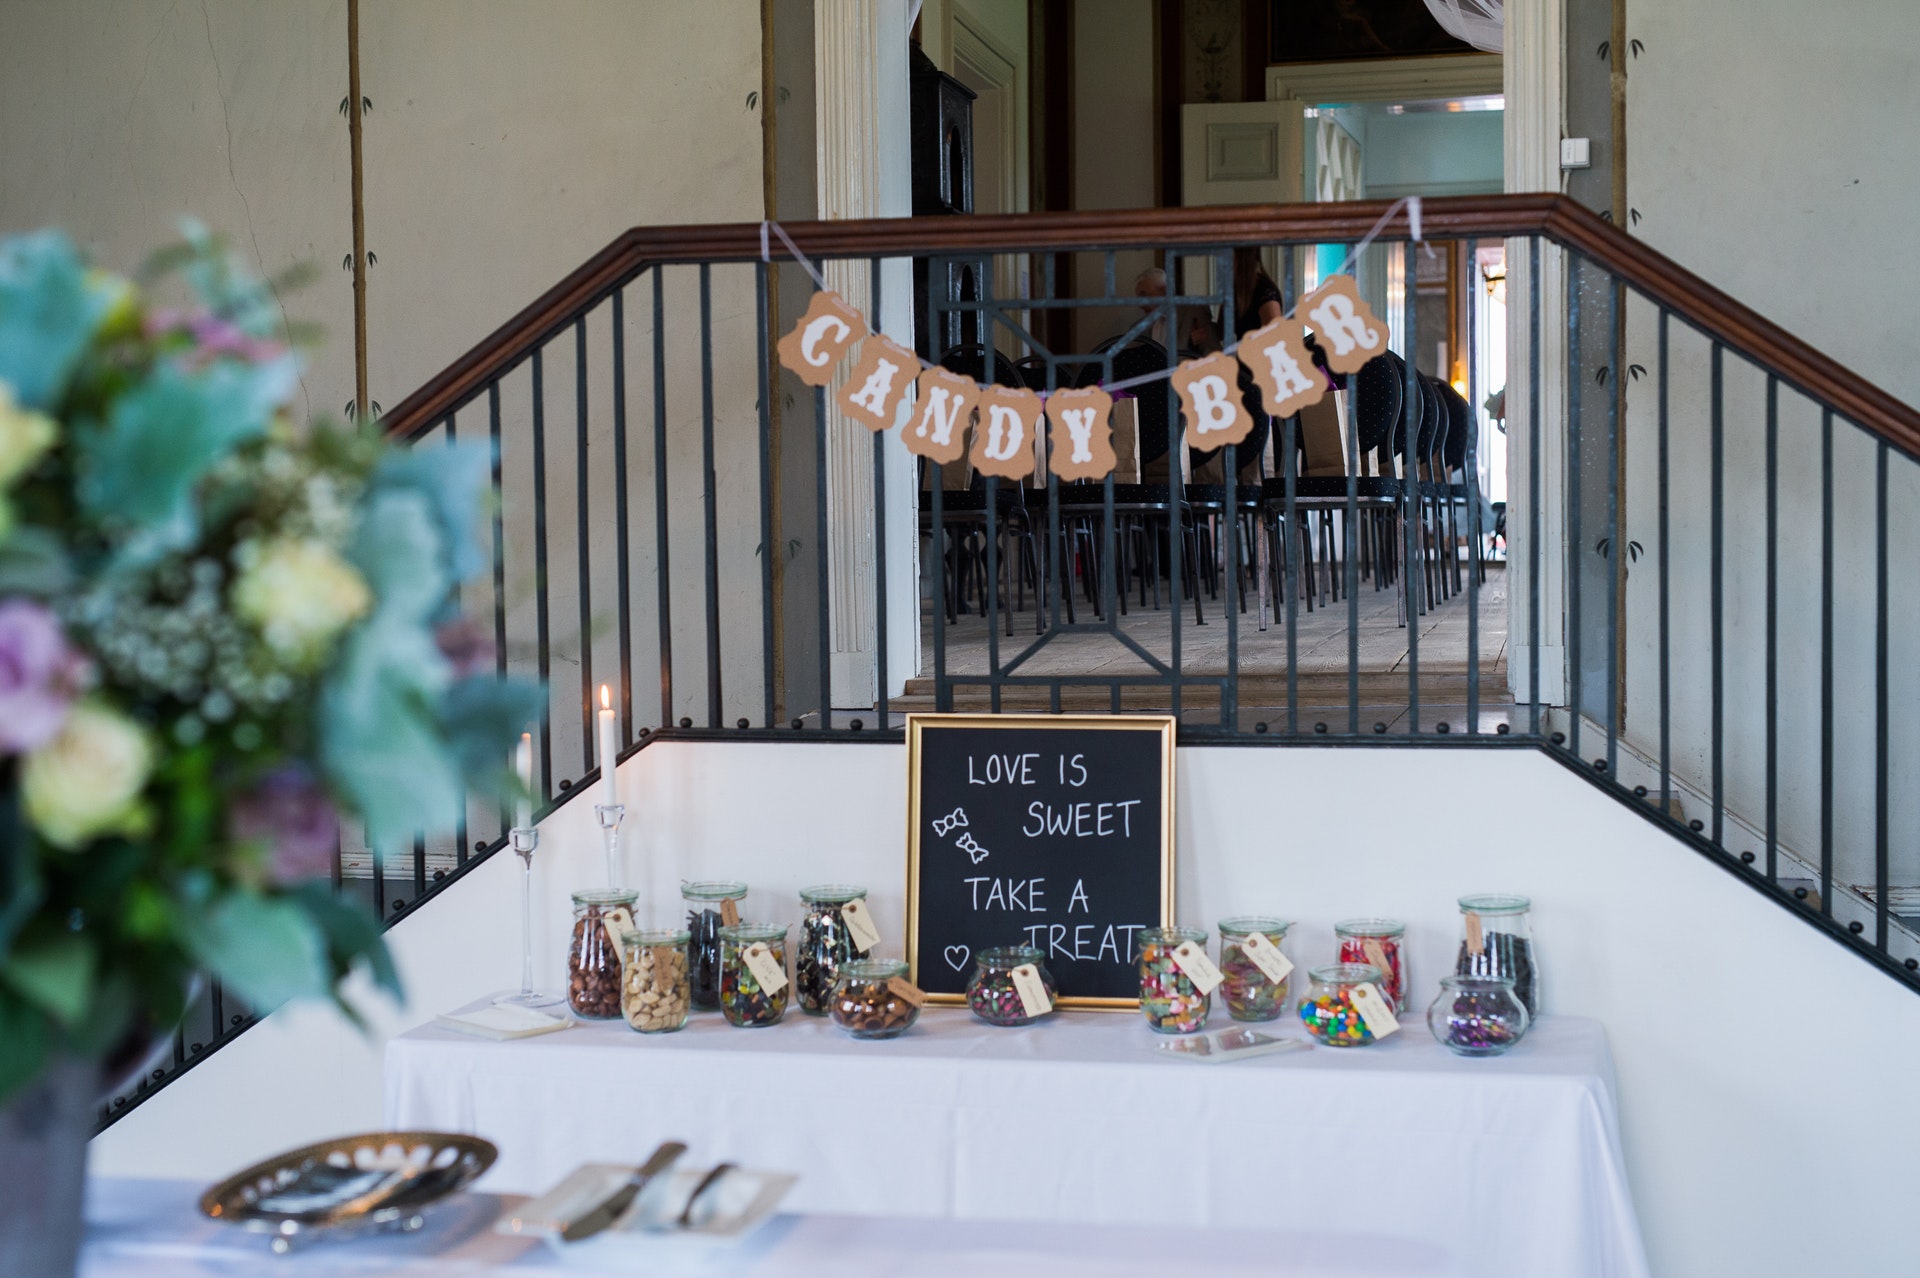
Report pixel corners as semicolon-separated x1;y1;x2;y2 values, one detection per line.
594;802;626;888
493;826;564;1008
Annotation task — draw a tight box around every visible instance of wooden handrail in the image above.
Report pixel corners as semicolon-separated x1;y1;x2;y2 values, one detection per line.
381;193;1920;459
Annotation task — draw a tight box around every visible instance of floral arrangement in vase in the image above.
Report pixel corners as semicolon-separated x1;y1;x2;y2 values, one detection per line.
0;226;541;1107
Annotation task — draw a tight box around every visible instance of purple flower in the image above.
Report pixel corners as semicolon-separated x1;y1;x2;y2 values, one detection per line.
0;599;85;754
434;618;495;679
229;766;340;883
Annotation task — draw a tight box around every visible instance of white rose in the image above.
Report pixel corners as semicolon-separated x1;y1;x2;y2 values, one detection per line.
23;700;153;849
232;537;372;663
0;379;57;486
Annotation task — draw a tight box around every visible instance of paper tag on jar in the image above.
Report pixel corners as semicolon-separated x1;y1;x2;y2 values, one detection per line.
648;945;679;982
1010;963;1052;1018
742;942;788;995
841;898;882;955
887;976;927;1007
1170;941;1224;995
601;906;635;955
720;896;740;929
1362;938;1393;977
1465;911;1485;957
1350;981;1401;1037
1239;931;1293;984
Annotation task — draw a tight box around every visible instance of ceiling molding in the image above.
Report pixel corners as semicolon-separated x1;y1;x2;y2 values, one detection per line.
1266;54;1503;105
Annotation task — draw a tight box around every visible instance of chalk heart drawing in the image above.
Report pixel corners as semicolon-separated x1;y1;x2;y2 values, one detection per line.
944;945;971;972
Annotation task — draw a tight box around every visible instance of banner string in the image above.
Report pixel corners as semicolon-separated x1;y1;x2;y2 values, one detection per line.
760;194;1421;400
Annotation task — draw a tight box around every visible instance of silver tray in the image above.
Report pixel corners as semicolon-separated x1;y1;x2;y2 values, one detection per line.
200;1130;498;1254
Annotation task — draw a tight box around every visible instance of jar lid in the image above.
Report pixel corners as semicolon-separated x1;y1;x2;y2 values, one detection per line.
799;883;867;905
1308;962;1384;985
1137;925;1206;947
1457;893;1530;915
572;888;639;907
1334;917;1406;938
719;922;787;943
841;958;907;980
682;880;748;901
976;944;1042;967
1438;973;1517;991
1218;915;1292;938
623;927;691;947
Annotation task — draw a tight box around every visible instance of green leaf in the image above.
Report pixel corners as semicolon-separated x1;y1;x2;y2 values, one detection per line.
186;891;328;1013
0;526;74;597
364;443;494;585
350;487;452;624
289;882;402;1002
75;353;300;565
0;230;109;411
0;989;50;1106
438;675;546;797
1;931;95;1029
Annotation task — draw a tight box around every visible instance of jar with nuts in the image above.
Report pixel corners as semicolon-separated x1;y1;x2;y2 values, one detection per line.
619;927;691;1034
568;888;638;1020
829;959;922;1040
718;922;790;1027
794;885;872;1015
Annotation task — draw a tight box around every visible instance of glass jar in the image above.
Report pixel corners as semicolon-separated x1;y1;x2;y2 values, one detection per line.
718;922;789;1027
1135;926;1211;1034
966;945;1057;1026
829;958;920;1040
1217;916;1293;1022
795;884;871;1015
1297;962;1391;1047
568;888;638;1020
1427;974;1530;1056
1455;894;1538;1017
682;881;748;1010
620;927;691;1034
1335;918;1408;1011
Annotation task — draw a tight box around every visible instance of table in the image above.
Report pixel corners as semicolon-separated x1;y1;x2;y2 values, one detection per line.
388;1008;1649;1278
82;1178;1449;1277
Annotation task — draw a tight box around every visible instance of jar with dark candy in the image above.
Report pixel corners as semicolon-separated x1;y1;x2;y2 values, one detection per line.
718;922;790;1027
682;880;748;1010
568;888;639;1020
829;958;920;1039
1454;894;1539;1017
795;884;872;1015
1216;916;1293;1022
1135;926;1211;1034
965;945;1056;1026
1426;974;1530;1056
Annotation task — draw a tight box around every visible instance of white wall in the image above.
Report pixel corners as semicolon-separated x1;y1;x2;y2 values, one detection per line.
94;738;1920;1278
1070;0;1157;350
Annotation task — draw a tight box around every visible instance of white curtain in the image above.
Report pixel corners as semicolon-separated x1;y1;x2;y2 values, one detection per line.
1423;0;1504;53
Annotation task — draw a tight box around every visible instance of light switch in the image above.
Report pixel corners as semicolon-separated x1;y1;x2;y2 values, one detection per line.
1561;137;1592;169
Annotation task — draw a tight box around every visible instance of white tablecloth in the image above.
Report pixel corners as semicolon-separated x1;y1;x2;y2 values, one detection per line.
387;1008;1649;1278
82;1177;1448;1277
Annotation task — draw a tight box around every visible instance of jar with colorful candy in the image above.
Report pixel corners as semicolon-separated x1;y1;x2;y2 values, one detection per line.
567;888;638;1020
795;885;872;1015
1454;894;1538;1017
718;922;790;1027
1216;916;1293;1022
1426;974;1530;1057
829;958;922;1040
965;945;1057;1026
1135;926;1212;1034
619;927;691;1034
1334;917;1407;1011
1297;963;1390;1047
682;880;748;1010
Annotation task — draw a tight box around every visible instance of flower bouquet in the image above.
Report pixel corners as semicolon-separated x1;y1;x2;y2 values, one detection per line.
0;225;540;1137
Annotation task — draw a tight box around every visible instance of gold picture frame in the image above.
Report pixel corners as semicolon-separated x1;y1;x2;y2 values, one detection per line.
905;712;1177;1010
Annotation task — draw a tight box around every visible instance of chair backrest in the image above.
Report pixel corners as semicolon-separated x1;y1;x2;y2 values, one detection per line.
1351;351;1401;455
1439;381;1472;473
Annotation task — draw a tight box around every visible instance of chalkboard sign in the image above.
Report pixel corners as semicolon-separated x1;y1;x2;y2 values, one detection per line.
906;714;1176;1009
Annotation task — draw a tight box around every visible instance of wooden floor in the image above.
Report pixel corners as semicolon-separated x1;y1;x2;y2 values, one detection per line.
902;561;1510;730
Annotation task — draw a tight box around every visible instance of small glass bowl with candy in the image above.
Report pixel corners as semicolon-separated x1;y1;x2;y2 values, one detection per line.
1216;916;1293;1022
1334;917;1408;1011
1298;963;1391;1047
1426;974;1530;1057
829;958;921;1040
1135;926;1212;1034
682;880;748;1010
619;927;692;1034
718;922;790;1028
965;945;1056;1026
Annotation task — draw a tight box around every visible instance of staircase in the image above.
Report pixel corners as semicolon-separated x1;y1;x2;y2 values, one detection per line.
99;193;1920;1125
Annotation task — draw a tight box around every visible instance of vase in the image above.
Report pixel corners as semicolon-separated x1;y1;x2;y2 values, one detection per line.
0;1055;98;1278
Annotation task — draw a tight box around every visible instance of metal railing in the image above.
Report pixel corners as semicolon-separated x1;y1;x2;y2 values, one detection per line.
97;195;1920;1129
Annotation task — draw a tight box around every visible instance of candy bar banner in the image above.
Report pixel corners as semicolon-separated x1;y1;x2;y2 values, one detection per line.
776;277;1390;481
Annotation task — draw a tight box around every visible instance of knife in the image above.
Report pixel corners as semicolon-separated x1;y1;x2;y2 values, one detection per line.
560;1141;688;1243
